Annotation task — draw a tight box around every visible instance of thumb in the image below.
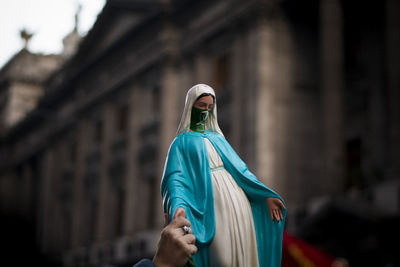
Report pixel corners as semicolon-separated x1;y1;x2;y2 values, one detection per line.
173;207;186;219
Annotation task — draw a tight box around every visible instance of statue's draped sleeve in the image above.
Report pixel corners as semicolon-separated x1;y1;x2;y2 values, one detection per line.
161;134;216;249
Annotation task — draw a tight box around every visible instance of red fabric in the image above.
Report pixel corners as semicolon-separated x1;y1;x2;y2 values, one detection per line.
282;231;335;267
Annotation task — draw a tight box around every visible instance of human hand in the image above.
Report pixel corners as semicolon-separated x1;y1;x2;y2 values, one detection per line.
153;208;197;267
266;198;285;222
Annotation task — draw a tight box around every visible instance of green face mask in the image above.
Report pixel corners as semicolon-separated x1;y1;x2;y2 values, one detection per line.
190;106;212;133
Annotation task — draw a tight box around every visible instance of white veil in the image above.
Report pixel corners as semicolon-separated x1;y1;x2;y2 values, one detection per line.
176;84;224;136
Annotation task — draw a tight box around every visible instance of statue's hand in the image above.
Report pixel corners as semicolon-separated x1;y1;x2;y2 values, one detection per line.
266;198;285;222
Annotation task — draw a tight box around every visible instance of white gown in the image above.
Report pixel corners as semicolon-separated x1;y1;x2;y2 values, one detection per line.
204;138;259;267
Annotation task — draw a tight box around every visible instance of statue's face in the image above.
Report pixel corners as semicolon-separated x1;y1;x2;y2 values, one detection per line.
193;95;214;111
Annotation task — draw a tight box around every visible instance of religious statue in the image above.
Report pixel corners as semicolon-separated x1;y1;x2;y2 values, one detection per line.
161;84;286;267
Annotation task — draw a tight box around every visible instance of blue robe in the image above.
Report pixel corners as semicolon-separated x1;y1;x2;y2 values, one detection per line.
161;130;286;267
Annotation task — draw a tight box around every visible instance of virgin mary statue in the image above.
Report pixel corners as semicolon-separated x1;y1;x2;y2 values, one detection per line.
161;84;286;267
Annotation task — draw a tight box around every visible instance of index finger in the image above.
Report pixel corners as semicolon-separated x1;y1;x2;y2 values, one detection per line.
278;200;286;210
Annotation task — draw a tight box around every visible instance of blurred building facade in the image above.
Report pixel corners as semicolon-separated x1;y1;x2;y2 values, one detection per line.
0;0;399;266
0;50;63;131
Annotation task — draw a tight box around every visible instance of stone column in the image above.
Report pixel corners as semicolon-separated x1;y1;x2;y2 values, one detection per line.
157;16;181;227
123;85;142;235
96;104;114;242
241;25;258;170
57;142;73;250
158;60;180;227
230;34;244;151
71;119;91;248
0;172;18;215
139;86;156;231
320;0;345;194
38;148;55;253
52;143;65;252
386;0;400;179
161;63;180;149
20;164;33;220
255;12;293;197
